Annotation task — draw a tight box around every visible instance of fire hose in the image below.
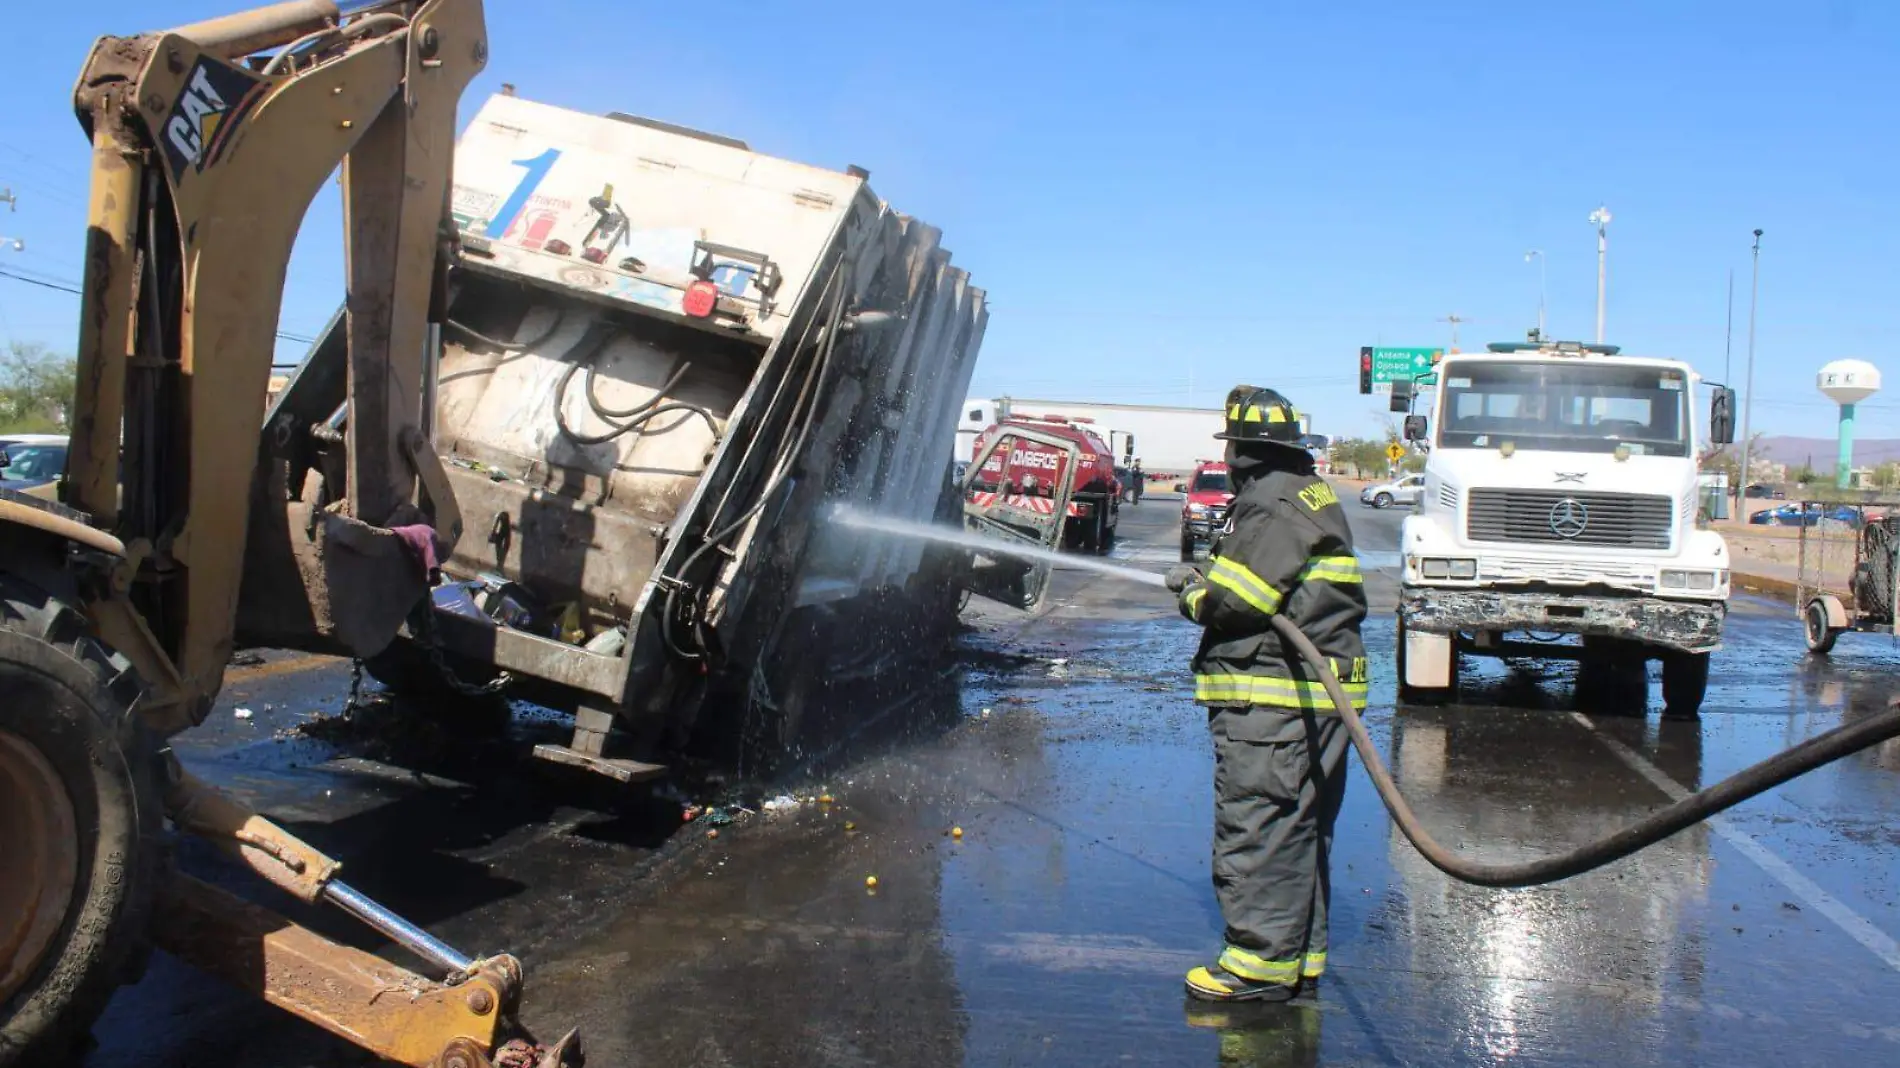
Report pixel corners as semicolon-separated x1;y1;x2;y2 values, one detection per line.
1269;613;1900;888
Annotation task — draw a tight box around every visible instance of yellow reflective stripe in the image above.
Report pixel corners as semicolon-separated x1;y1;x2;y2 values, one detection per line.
1219;946;1300;984
1194;673;1370;710
1206;555;1282;615
1298;554;1362;585
1302;951;1327;978
1183;585;1208;621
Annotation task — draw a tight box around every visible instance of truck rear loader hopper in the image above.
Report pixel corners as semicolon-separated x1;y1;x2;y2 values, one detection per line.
251;93;992;776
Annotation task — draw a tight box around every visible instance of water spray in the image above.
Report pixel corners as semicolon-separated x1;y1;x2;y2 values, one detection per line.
835;503;1900;888
830;506;1167;588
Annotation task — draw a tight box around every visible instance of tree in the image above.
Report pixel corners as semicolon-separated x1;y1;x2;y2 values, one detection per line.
1872;462;1900;492
1699;432;1763;487
1327;437;1390;479
1787;463;1819;486
0;341;76;434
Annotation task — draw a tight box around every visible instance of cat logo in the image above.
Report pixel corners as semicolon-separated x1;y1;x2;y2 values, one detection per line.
159;58;266;181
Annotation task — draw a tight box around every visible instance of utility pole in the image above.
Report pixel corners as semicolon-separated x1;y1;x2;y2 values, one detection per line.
1590;206;1612;343
1525;250;1546;340
1438;314;1467;350
1738;229;1763;495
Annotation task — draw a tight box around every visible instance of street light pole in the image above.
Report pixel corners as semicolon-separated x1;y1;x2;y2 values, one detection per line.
1525;250;1546;340
1589;206;1612;343
1738;230;1763;497
1438;314;1466;350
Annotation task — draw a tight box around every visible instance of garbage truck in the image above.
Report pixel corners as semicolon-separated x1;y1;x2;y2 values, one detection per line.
1393;340;1738;717
258;90;996;775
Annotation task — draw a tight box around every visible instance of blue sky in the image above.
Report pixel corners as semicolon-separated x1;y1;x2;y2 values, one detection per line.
1;0;1895;440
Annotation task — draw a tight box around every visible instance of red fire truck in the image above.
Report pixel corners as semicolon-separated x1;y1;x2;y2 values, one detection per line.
969;414;1123;553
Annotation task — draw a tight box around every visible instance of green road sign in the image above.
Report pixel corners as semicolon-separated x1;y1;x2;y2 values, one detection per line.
1370;347;1443;386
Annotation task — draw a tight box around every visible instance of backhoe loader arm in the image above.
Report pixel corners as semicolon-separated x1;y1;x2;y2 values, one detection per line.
2;6;585;1066
64;0;480;732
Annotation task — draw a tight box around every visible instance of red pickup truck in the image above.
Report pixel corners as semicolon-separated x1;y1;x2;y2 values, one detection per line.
1178;460;1234;561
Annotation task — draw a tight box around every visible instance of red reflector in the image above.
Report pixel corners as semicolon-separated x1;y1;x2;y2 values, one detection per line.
545;239;572;256
683;280;719;318
581;247;608;264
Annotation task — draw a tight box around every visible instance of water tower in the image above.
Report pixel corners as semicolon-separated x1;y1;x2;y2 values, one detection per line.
1818;359;1882;489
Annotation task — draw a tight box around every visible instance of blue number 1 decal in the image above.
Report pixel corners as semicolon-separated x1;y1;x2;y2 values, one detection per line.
486;147;560;239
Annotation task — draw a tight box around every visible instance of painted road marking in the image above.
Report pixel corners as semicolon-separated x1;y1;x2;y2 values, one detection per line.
1573;712;1900;972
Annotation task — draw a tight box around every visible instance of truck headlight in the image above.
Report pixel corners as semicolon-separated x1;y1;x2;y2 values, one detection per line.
1418;557;1476;580
1188;503;1210;515
1686;571;1717;591
1661;570;1686;588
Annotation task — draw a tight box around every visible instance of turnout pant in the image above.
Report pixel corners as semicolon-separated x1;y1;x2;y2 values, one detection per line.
1209;705;1349;985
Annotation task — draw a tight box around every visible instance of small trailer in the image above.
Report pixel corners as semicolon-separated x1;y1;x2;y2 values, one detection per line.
1797;499;1900;653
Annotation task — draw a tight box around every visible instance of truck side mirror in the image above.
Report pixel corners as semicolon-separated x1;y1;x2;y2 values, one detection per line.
1123;435;1136;463
1174;482;1186;493
1709;386;1736;445
1403;414;1428;442
1389;380;1414;413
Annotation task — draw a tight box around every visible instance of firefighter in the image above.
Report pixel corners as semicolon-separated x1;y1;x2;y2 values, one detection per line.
1164;384;1369;1003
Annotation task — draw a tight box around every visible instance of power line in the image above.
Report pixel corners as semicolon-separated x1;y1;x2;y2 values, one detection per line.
0;266;316;345
0;143;88;184
0;266;77;295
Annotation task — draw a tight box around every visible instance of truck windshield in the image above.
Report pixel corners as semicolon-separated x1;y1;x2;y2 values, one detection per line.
1192;471;1230;492
1437;361;1689;457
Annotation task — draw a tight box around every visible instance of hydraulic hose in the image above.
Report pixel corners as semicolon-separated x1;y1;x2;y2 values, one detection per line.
1271;614;1900;888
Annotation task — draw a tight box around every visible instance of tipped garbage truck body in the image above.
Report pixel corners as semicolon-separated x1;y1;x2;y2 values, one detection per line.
258;94;988;767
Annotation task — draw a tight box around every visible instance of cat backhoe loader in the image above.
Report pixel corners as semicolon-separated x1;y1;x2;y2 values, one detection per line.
0;2;575;1065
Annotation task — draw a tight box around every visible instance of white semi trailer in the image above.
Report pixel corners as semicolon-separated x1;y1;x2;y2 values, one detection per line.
956;398;1229;480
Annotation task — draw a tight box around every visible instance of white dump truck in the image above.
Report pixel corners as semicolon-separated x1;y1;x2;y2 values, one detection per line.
257;92;993;773
1393;341;1738;717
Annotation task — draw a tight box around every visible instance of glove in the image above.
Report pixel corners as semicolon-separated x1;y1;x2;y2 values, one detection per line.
1165;565;1203;592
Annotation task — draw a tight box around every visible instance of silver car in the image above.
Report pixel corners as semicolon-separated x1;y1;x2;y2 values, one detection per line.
1359;473;1424;509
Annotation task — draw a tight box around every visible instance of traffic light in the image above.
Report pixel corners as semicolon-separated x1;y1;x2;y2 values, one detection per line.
1359;347;1373;395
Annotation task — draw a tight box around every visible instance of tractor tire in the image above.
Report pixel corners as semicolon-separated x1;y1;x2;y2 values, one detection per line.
0;578;165;1067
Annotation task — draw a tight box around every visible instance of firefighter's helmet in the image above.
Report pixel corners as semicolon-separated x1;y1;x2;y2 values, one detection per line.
1214;385;1304;445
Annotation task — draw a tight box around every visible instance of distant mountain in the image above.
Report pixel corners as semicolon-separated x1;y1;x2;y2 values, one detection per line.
1753;435;1900;472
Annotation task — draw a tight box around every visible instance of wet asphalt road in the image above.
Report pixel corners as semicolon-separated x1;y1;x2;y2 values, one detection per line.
84;495;1900;1067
